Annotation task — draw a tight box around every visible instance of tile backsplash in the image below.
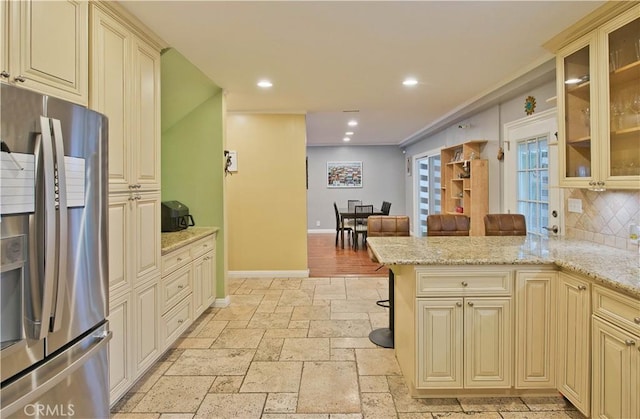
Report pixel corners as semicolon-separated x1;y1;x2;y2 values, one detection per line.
564;189;640;251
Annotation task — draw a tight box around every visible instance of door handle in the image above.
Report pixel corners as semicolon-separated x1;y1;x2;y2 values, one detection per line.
543;225;559;234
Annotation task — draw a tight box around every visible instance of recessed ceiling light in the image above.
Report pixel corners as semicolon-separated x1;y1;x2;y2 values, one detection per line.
345;131;354;136
348;120;358;127
403;78;418;86
343;137;351;142
257;80;273;88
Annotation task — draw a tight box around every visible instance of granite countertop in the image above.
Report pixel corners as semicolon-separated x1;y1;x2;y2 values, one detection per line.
161;226;219;255
366;235;640;298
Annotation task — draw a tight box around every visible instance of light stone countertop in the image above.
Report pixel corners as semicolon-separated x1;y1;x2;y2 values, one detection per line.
366;235;640;298
161;226;219;255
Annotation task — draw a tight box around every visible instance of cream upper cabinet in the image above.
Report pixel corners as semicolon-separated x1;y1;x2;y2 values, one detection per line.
90;3;161;193
557;5;640;190
556;272;591;417
1;0;88;104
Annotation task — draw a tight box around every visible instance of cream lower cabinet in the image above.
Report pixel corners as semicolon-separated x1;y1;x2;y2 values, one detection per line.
591;285;640;419
556;272;591;417
107;292;133;403
515;271;557;389
415;268;513;390
1;0;88;104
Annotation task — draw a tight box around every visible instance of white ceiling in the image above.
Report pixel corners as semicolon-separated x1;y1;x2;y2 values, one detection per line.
121;1;604;147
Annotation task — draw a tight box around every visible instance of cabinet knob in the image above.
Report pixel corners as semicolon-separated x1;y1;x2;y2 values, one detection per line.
461;281;468;287
634;317;640;324
578;285;587;291
177;257;183;262
178;285;184;289
178;319;184;324
468;302;474;307
597;181;605;186
456;302;462;307
13;75;26;83
625;339;636;346
0;70;9;78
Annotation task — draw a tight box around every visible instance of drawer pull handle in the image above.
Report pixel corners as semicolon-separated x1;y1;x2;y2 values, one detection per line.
468;302;474;307
461;281;468;287
625;339;636;346
634;317;640;324
178;285;184;289
578;285;587;291
456;302;462;307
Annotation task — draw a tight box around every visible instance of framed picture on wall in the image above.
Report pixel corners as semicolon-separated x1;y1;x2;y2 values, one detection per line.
327;161;363;188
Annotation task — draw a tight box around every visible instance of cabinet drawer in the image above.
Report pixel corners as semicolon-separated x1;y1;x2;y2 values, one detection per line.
161;265;192;313
161;296;192;349
162;248;191;276
416;268;513;297
592;285;640;336
190;236;215;259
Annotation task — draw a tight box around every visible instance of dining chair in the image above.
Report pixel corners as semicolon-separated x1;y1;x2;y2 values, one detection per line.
381;201;392;215
365;215;410;348
333;202;353;247
484;214;527;236
426;214;470;236
353;204;373;249
347;199;362;212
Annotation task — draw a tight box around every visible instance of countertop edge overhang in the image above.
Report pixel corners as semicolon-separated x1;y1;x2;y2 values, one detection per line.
366;235;640;298
161;226;219;255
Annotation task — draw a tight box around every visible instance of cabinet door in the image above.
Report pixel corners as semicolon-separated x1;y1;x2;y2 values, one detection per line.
416;298;463;389
515;271;556;388
108;292;133;404
131;36;160;190
592;316;639;419
464;298;512;388
90;6;131;192
556;273;591;416
193;251;216;318
134;192;161;284
108;194;130;295
557;34;598;188
134;278;160;375
599;9;640;188
14;0;87;104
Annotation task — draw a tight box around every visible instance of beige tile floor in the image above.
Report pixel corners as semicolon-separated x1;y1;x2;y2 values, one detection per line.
111;276;585;419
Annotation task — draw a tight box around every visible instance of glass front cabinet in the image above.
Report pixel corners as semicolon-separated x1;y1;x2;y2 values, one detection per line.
557;5;640;189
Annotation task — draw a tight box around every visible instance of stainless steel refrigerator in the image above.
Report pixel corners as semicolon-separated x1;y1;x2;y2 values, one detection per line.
0;84;110;418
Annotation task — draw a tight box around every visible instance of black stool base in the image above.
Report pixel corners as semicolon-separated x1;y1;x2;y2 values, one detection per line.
369;328;394;348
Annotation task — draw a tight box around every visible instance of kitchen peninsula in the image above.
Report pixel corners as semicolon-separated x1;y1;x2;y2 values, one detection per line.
367;236;639;417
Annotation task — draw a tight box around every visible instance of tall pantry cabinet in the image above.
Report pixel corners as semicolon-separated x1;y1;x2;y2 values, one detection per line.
88;1;164;404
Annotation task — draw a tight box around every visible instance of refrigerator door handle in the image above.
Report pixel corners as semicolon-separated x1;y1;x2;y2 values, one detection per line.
26;118;57;340
50;118;68;332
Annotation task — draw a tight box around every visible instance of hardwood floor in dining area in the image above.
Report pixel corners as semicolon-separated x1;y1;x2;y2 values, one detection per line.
308;233;389;277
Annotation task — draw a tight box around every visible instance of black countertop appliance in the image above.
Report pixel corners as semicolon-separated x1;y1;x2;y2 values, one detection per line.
161;201;195;232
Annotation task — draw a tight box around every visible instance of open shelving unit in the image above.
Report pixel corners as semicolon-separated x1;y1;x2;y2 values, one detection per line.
440;140;489;236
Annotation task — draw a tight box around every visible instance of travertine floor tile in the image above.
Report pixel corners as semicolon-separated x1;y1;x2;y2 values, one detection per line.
129;361;173;393
331;348;355;361
112;413;160;419
248;312;292;329
270;278;303;289
289;320;311;329
172;337;214;349
165;348;254;375
264;328;309;339
360;393;396;418
387;376;459;413
209;376;243;393
279;289;314;306
359;376;389;393
264;393;298;413
500;412;576;419
194;393;266;419
308;320;372;338
159;414;195;419
433;412;502;418
211;328;265;348
240;361;303;393
331;300;382;314
280;338;331;361
111;392;146;413
132;376;214;413
212;304;257;321
195;320;227;338
458;397;528;412
297;362;360;413
521;396;577;412
355;348;402;376
254;337;285;361
331;338;377;349
291;306;331;320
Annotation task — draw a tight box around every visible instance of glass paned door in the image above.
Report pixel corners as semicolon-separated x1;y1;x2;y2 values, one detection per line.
516;136;550;236
607;16;640;177
563;44;593;179
416;154;441;236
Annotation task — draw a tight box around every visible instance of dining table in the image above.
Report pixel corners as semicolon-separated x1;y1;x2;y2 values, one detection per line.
338;207;384;249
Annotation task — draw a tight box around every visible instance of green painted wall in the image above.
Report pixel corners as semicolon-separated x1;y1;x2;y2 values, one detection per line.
160;48;225;297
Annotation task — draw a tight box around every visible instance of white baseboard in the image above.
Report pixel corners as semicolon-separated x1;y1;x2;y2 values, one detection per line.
308;229;335;234
213;296;231;308
227;270;310;278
